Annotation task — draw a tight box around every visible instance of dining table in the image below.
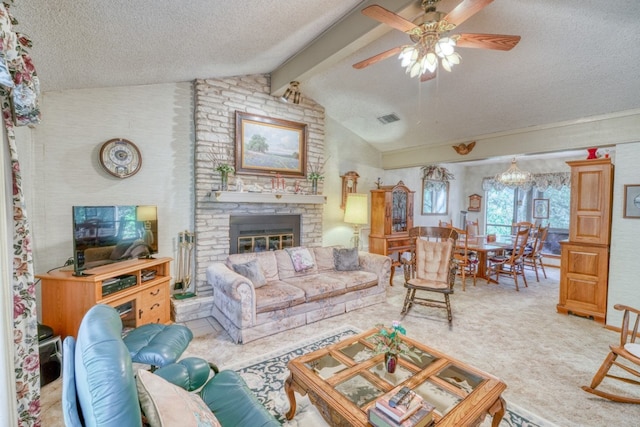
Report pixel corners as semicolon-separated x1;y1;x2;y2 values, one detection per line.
464;241;509;281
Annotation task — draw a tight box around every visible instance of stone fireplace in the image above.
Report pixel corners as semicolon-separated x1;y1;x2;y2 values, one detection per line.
171;74;326;323
229;214;300;254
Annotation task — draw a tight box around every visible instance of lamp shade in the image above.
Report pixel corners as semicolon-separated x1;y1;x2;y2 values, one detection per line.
344;193;368;225
136;205;157;222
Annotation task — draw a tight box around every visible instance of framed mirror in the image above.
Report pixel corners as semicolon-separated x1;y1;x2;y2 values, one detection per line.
422;179;449;215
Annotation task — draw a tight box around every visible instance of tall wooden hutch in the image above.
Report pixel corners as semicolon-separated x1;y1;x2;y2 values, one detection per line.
557;158;613;323
369;181;414;284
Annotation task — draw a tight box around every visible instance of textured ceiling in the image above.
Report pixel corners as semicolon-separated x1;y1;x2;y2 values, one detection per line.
10;0;640;157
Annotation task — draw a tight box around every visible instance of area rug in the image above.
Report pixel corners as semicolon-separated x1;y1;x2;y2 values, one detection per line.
223;326;558;427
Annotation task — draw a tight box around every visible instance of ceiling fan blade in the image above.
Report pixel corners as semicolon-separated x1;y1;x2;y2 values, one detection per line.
353;46;403;70
420;70;437;82
361;5;417;33
456;33;521;51
443;0;494;27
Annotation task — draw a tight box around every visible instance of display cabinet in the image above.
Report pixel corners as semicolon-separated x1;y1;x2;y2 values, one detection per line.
37;257;172;338
369;181;414;284
557;158;613;323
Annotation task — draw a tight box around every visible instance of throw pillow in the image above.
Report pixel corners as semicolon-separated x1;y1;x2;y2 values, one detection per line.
333;247;361;271
285;247;315;272
136;369;221;427
232;259;267;288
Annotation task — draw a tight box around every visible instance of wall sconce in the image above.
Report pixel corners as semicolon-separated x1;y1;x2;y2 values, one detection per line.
281;81;302;104
340;171;360;209
344;193;368;249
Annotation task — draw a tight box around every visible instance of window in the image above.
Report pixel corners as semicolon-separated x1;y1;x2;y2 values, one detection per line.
421;180;449;215
485;186;570;255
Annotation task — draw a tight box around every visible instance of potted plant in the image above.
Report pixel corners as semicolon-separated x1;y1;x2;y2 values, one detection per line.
370;321;414;373
209;148;234;191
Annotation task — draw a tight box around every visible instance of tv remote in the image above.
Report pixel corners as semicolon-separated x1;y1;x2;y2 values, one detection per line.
389;386;411;408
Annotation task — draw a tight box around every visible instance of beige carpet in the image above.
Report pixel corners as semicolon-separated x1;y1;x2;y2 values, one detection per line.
41;267;640;426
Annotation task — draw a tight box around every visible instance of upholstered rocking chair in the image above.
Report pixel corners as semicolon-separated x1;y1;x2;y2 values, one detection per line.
582;304;640;403
401;226;459;322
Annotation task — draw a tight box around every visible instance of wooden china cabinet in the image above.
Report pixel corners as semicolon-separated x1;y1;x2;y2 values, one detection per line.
557;158;613;323
369;181;414;284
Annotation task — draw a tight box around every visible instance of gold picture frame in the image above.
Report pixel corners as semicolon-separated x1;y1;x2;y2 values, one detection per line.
235;111;307;177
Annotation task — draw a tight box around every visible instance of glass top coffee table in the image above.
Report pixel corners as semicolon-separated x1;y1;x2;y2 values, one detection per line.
285;328;506;427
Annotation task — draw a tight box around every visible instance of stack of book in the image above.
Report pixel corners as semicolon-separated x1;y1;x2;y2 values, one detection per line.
368;385;435;427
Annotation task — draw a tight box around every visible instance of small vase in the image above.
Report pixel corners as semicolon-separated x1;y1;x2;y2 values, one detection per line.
311;178;318;195
385;352;397;374
220;171;228;191
586;148;598;160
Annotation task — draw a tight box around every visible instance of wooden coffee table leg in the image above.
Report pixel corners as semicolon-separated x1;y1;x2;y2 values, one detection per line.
284;374;298;420
489;396;506;427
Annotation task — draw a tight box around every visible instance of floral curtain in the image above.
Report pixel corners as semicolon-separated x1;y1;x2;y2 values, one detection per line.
1;1;42;426
482;172;571;192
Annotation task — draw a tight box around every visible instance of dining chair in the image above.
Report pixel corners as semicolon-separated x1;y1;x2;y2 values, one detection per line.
452;227;478;291
487;224;530;291
582;304;640;403
523;224;548;281
401;226;459;322
466;219;480;244
439;219;453;227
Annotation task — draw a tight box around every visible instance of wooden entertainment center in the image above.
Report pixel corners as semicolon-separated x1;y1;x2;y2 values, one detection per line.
37;257;172;338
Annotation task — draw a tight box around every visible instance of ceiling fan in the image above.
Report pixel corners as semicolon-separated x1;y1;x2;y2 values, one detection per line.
353;0;521;81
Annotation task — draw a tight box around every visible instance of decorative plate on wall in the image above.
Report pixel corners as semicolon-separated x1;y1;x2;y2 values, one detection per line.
99;138;142;178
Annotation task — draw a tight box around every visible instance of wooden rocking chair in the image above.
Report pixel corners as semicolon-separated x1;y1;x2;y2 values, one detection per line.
582;304;640;403
401;226;459;322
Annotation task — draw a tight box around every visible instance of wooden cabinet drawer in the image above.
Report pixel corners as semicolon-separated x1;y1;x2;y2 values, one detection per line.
139;282;169;324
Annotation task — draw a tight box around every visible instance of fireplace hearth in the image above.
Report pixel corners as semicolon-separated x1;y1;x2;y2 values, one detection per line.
229;215;301;254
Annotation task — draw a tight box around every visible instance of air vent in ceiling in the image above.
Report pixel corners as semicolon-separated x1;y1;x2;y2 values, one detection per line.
377;113;400;125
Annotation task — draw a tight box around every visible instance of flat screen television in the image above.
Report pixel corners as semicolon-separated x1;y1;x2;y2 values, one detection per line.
72;205;158;276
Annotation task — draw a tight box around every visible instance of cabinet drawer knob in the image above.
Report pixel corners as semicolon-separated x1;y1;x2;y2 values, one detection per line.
150;303;160;310
150;289;160;296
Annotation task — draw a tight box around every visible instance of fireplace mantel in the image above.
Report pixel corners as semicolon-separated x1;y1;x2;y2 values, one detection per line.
211;191;326;204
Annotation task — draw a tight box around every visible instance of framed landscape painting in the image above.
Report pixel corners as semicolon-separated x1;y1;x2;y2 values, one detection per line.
235;111;307;177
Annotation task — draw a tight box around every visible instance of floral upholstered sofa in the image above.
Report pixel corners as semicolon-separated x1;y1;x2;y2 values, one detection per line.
206;246;391;343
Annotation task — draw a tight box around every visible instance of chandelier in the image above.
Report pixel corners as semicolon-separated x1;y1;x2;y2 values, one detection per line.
495;158;532;187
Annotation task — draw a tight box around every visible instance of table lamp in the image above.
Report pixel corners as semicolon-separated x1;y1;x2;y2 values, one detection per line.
136;205;157;247
344;193;368;249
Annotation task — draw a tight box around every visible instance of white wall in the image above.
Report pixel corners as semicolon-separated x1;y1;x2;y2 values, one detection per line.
322;116;383;248
608;141;640;326
16;83;194;313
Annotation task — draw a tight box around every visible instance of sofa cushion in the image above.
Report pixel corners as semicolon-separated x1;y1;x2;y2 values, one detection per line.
312;246;338;271
136;369;221;427
232;259;267;288
226;251;279;282
284;275;347;302
255;281;306;313
275;248;318;279
322;270;378;291
285;247;315;272
333;247;361;271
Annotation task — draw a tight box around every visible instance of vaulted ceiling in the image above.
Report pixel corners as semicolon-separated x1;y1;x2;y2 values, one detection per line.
11;0;640;162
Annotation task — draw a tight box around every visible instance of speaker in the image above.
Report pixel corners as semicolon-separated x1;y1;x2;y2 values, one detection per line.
39;335;62;387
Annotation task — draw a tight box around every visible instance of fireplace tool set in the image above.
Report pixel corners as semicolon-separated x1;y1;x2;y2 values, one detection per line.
174;230;196;299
